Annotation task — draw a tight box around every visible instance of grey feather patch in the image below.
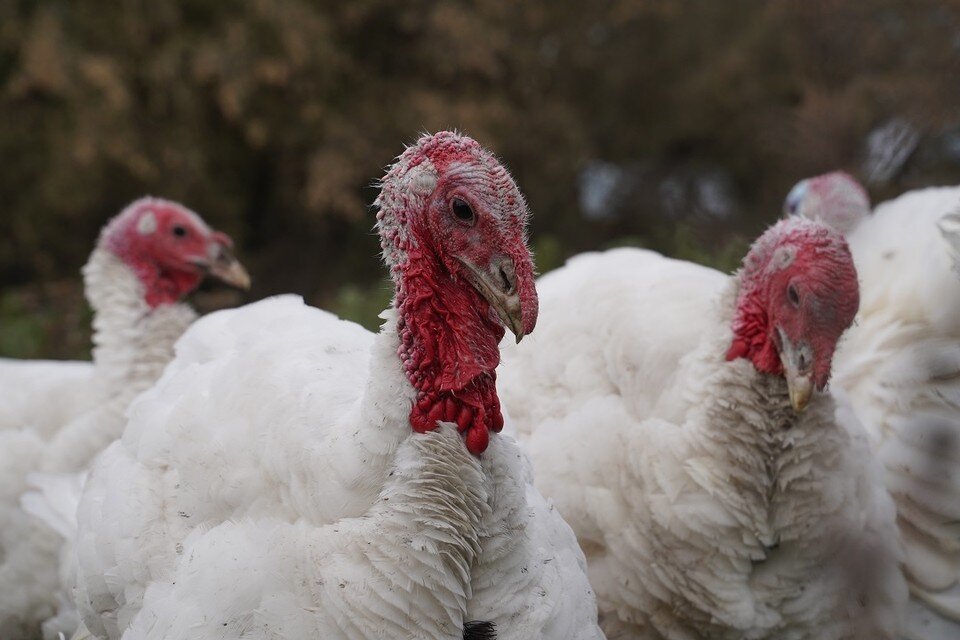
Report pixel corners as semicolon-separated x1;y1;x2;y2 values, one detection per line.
407;162;439;196
137;211;158;235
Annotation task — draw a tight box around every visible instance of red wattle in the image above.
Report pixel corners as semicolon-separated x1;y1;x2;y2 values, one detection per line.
726;339;749;362
140;268;202;308
727;290;784;376
456;406;473;433
397;249;506;455
465;425;489;456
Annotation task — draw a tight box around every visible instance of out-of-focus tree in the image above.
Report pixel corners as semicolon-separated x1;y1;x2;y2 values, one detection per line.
2;0;960;357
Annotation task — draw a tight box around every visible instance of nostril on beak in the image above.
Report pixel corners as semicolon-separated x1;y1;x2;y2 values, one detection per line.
499;268;512;293
497;263;516;294
487;254;518;295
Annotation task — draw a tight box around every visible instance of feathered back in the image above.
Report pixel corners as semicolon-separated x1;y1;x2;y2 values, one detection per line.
849;186;960;333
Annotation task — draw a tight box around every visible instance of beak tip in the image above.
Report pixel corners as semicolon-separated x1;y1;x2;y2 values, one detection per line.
509;318;526;343
228;266;252;291
788;386;813;413
213;262;251;291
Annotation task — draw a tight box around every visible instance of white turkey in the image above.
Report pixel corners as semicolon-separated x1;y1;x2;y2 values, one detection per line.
786;171;960;639
0;197;249;640
71;131;603;640
499;218;908;638
0;361;98;437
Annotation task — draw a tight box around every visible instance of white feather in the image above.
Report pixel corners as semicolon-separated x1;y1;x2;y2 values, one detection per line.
0;248;196;639
0;360;101;437
826;185;960;637
73;296;603;639
500;246;907;639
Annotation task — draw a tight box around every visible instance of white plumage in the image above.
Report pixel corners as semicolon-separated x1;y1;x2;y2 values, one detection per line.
789;177;960;639
0;198;246;639
0;360;101;438
0;251;196;640
73;299;597;639
500;224;908;638
71;132;602;640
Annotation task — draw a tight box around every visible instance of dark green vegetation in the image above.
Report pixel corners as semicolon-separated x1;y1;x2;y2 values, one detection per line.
3;0;960;358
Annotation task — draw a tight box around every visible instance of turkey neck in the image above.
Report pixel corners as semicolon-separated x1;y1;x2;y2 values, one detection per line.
324;425;489;637
394;245;506;455
685;316;848;551
83;247;196;402
339;255;506;510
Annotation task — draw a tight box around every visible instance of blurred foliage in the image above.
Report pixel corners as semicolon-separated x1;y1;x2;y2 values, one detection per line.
0;282;90;358
3;0;960;358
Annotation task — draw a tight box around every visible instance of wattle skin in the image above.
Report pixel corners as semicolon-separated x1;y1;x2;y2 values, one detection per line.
122;260;202;308
99;199;229;308
376;131;538;456
398;245;505;456
726;293;783;377
723;219;861;391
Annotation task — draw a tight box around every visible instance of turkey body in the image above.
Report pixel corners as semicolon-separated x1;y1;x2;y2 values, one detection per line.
500;243;907;639
0;252;196;640
0;199;247;639
0;360;100;437
0;359;99;639
73;133;602;640
818;185;960;639
74;296;600;640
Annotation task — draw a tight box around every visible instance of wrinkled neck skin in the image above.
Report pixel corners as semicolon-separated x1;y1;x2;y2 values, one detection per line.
726;278;782;377
103;232;202;308
83;248;197;402
396;245;505;455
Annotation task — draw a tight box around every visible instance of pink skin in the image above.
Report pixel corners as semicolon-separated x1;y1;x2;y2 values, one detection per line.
726;218;859;392
100;197;244;308
783;171;871;235
378;132;538;455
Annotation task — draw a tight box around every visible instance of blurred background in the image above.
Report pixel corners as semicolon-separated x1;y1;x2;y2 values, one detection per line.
2;0;960;359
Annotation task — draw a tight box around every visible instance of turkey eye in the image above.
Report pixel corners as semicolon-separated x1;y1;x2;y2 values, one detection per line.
172;225;188;238
787;284;801;306
451;197;475;225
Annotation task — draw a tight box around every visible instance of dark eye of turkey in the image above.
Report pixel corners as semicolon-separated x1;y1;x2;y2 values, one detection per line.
451;197;475;224
172;225;188;238
787;284;801;306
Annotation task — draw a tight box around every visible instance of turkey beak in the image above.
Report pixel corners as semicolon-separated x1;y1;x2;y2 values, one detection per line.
778;328;813;413
458;255;526;342
199;234;251;290
207;248;251;290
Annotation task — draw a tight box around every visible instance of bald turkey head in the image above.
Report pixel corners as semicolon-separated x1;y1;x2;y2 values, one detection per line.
727;218;860;411
100;197;249;308
783;171;871;235
376;131;538;454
